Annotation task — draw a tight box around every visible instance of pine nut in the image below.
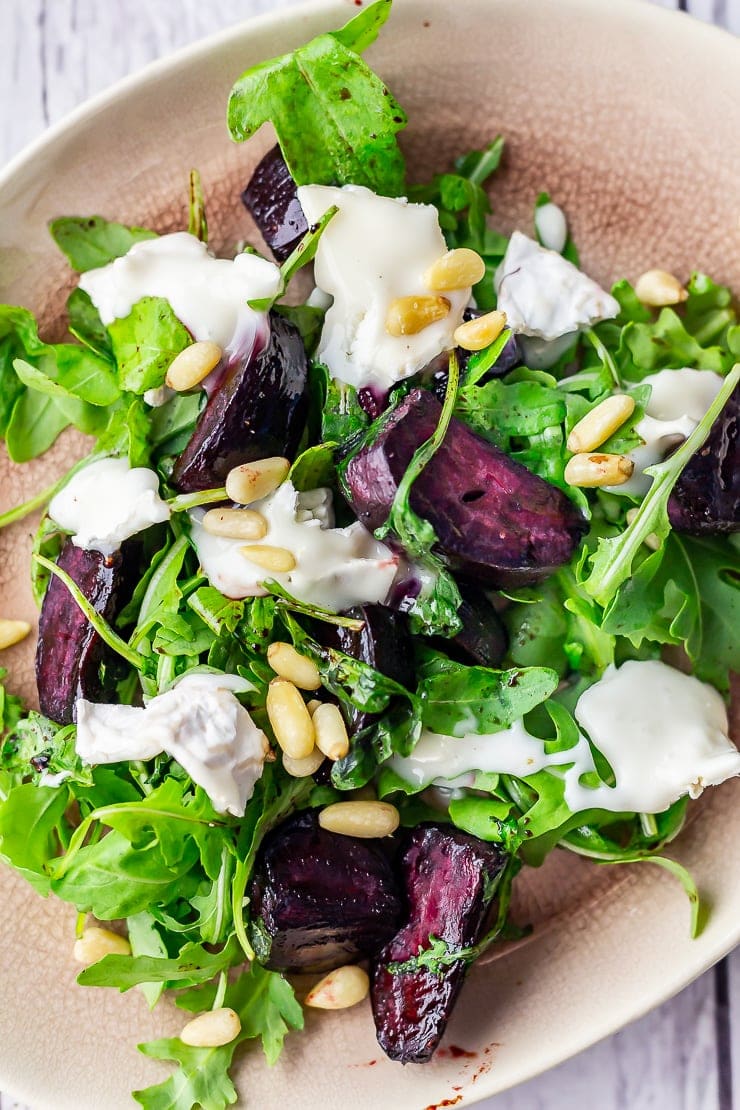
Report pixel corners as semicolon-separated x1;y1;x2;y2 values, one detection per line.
306;699;322;716
634;269;688;307
564;452;635;488
566;394;636;453
313;703;350;761
266;678;315;759
225;457;290;505
267;642;321;690
0;619;31;650
454;309;507;352
282;748;325;778
165;341;222;391
318;800;400;838
180;1007;241;1048
626;507;661;550
202;507;268;541
425;248;485;292
240;545;296;573
385;295;450;336
305;965;369;1010
73;926;131;965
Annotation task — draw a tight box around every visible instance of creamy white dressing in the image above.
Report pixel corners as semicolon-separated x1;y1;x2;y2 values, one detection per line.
297;184;469;391
79;232;281;350
49;457;170;555
608;368;725;496
534;202;568;254
75;673;268;816
189;480;399;612
390;660;740;816
143;384;175;408
494;231;619;341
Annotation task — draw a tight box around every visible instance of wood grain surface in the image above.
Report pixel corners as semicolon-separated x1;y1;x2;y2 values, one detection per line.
0;1;738;1108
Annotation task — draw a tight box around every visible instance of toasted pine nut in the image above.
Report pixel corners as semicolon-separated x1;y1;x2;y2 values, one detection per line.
225;457;290;506
202;507;268;541
266;678;315;759
0;619;31;650
626;507;661;550
73;926;131;965
306;698;322;716
267;642;321;690
386;295;450;336
305;965;369;1010
634;269;688;307
566;394;636;453
564;452;635;488
453;309;507;352
165;341;222;391
425;248;485;292
313;703;350;762
318;800;400;838
180;1008;241;1048
240;544;296;573
282;748;325;778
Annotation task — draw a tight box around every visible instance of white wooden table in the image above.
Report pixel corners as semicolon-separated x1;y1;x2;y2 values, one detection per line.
0;1;738;1108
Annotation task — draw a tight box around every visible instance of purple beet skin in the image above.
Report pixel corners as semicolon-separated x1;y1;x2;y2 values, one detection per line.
249;811;402;973
320;605;414;734
172;311;309;492
448;582;508;668
241;144;308;262
372;824;507;1064
340;388;587;587
36;541;128;725
668;383;739;534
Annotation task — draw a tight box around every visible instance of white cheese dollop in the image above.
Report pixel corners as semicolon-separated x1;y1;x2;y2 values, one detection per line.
190;480;399;612
494;231;619;341
79;232;281;350
390;660;739;816
534;201;568;254
296;184;470;391
49;457;170;555
75;674;268;817
609;367;725;496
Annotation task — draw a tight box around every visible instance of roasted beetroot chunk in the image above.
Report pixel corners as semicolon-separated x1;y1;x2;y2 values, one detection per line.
372;825;506;1064
35;541;128;725
449;582;508;668
340;388;587;588
249;810;402;973
241;145;308;263
668;384;739;534
172;312;309;492
320;605;414;734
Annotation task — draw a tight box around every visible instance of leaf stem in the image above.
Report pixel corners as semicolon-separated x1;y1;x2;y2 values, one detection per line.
167;488;227;513
0;480;61;530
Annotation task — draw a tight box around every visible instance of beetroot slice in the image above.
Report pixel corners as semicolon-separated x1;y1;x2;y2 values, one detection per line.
668;383;739;534
172;311;309;492
371;824;506;1064
35;541;128;725
249;810;401;973
240;145;308;263
340;388;587;588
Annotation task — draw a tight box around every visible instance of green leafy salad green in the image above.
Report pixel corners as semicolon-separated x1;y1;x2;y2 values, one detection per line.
0;1;738;1106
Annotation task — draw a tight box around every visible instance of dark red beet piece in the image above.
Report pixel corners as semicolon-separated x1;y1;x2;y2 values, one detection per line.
241;145;308;263
249;810;402;973
172;311;309;492
371;825;506;1064
340;388;587;588
35;541;128;725
320;605;414;734
447;582;508;668
668;383;739;534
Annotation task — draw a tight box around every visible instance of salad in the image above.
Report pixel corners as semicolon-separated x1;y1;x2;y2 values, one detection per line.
0;0;738;1105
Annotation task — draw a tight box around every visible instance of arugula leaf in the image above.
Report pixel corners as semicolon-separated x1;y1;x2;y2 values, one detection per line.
134;965;303;1110
418;657;559;736
5;390;72;462
228;0;407;195
249;207;338;312
67;287;114;360
311;362;370;443
0;783;71;893
0;711;87;786
127;911;169;1008
78;937;240;992
49;215;156;272
580;363;740;606
288;442;336;492
109;296;192;394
